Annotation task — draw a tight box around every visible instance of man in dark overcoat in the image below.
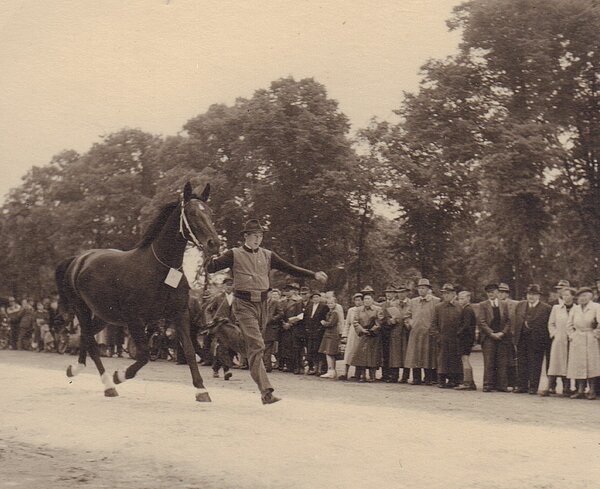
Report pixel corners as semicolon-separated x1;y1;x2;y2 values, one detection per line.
379;285;397;382
281;282;306;374
204;277;237;378
303;291;329;375
512;284;552;394
454;290;478;390
430;284;463;388
262;288;283;373
478;283;512;392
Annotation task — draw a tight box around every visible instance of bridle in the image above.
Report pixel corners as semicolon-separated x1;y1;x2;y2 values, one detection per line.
178;199;204;249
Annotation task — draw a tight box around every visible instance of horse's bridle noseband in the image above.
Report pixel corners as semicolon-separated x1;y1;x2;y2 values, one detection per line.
178;200;204;249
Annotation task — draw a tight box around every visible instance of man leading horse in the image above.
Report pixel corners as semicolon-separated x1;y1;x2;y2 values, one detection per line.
205;219;327;404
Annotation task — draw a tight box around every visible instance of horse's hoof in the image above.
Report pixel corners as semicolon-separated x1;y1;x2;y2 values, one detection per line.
66;366;74;377
195;391;212;402
113;370;126;385
104;388;119;397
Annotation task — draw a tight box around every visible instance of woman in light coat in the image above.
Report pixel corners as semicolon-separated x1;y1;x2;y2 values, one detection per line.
566;287;600;399
339;293;363;380
543;287;576;396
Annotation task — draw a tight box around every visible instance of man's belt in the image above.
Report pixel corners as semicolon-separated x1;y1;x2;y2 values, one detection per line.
233;290;269;302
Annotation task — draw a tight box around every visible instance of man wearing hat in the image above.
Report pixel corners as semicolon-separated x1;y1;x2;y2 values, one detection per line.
431;284;463;388
263;288;283;373
277;283;298;372
204;277;237;377
405;278;440;385
339;292;364;381
350;288;383;382
549;280;571;306
497;282;519;388
286;282;310;375
454;290;478;391
478;284;512;392
512;284;552;394
379;285;398;382
543;286;576;396
6;297;22;350
206;219;327;404
566;287;600;399
381;284;411;383
303;290;329;375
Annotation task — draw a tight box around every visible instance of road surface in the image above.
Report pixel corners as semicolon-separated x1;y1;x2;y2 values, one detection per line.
0;351;599;489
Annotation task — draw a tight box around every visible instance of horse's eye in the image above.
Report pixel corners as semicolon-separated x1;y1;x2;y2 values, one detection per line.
197;203;205;211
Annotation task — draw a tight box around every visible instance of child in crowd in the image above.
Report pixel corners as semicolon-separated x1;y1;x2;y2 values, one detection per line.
319;297;340;379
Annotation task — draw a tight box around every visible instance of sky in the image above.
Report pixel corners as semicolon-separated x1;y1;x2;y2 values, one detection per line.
0;0;463;203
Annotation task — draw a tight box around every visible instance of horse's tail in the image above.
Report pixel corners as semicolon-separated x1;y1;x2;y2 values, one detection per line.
55;256;77;317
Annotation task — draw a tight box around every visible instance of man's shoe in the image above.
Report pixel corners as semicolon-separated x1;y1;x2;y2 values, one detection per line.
337;374;348;381
320;371;336;379
528;389;537;395
307;369;317;376
261;390;281;405
212;371;219;378
539;389;550;397
224;372;232;381
399;379;408;384
482;386;493;392
455;383;476;391
571;391;586;399
411;380;423;386
513;388;527;394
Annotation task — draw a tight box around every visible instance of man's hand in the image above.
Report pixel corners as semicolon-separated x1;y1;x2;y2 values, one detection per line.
315;271;328;283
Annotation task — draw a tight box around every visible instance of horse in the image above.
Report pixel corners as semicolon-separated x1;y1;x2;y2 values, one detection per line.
55;181;221;402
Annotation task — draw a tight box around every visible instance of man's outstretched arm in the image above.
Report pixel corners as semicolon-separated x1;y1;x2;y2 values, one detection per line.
205;250;234;274
271;252;327;283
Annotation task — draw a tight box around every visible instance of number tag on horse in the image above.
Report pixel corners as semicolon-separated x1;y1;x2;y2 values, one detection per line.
164;268;183;288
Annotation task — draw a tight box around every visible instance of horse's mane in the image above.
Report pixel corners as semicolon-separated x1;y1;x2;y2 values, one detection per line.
136;201;179;248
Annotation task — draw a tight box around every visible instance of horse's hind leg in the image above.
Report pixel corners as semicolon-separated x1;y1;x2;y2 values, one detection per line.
113;321;148;385
66;306;89;378
86;323;119;398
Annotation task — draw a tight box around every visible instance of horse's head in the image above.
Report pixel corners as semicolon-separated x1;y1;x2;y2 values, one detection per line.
180;182;221;256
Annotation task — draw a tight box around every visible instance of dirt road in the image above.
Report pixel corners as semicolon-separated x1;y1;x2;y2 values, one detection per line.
1;351;599;489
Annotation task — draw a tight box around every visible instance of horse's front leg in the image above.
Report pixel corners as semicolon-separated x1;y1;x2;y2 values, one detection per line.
177;310;211;402
113;321;149;385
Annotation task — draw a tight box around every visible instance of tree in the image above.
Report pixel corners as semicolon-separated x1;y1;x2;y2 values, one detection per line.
184;77;360;274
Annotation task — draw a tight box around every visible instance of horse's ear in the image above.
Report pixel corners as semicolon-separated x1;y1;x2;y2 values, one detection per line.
183;182;193;202
199;183;210;202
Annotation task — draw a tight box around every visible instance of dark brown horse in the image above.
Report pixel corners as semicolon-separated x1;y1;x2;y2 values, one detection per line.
55;182;220;402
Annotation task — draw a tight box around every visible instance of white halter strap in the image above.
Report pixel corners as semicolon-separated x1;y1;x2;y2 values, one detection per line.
179;201;203;249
